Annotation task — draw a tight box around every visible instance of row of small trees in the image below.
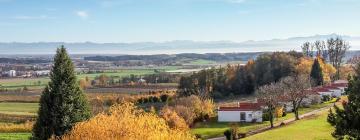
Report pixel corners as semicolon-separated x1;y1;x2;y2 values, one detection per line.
301;37;350;80
257;75;310;127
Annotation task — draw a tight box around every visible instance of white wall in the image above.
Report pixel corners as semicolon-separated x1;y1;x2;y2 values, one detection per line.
218;111;262;122
329;89;341;97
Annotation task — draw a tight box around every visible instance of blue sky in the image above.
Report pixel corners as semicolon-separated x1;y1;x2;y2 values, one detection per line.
0;0;359;42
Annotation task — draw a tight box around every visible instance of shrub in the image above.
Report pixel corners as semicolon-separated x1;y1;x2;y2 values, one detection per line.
61;102;195;140
160;106;189;131
262;112;270;121
327;108;336;126
321;95;331;102
224;129;231;140
160;94;169;102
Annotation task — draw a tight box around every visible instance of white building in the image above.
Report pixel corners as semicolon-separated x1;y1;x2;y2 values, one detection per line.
218;103;263;123
323;86;342;97
8;70;16;77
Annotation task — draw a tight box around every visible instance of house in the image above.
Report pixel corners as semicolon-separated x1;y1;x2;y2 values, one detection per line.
218;103;263;123
312;87;333;98
323;86;342;97
302;90;322;106
331;83;348;94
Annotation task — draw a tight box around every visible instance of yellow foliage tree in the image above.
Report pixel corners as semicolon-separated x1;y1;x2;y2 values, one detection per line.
296;57;336;84
160;106;189;131
60;102;195;140
275;107;283;118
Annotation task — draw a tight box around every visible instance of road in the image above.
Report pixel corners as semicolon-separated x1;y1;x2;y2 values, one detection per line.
207;104;333;140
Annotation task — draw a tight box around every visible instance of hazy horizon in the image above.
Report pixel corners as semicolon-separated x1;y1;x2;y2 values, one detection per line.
1;0;360;43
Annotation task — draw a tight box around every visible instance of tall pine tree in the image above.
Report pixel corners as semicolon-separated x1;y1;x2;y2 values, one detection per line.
32;46;91;140
328;62;360;139
310;58;324;86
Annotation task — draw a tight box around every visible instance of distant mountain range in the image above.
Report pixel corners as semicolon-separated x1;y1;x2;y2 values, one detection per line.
1;34;359;55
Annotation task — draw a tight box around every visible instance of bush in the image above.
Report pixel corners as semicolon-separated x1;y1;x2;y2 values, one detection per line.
151;96;159;102
224;129;231;140
327;108;336;126
61;102;195;140
262;112;270;121
321;95;331;102
160;94;169;102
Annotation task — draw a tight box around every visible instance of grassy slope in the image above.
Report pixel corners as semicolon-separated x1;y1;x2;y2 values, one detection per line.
243;110;334;140
191;103;332;139
0;103;38;116
0;133;31;140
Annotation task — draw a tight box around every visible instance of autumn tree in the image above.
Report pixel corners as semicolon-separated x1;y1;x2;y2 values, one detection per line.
32;46;91;140
256;82;283;128
61;102;195;140
98;74;108;86
254;52;297;86
160;106;189;131
281;75;311;120
310;58;324;86
169;95;215;125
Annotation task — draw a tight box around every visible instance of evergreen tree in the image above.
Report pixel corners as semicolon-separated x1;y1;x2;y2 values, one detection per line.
310;58;324;86
32;46;91;140
329;62;360;139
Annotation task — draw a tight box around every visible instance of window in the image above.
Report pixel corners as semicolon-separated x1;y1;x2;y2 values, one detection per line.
240;112;246;121
248;114;252;118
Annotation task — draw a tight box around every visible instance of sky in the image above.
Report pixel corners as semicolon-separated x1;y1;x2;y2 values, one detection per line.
0;0;359;43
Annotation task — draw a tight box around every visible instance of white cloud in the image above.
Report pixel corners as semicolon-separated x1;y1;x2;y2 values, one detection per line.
75;11;89;19
13;15;55;20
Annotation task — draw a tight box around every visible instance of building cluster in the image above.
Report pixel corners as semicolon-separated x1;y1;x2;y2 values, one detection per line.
218;80;348;123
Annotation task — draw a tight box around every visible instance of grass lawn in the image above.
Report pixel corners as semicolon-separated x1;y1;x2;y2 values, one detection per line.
191;103;332;139
0;78;49;90
0;103;38;116
0;133;31;140
243;110;334;140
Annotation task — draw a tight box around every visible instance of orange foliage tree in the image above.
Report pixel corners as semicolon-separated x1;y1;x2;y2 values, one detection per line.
296;57;336;83
60;102;195;140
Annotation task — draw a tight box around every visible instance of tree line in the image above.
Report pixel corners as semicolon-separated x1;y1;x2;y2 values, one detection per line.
178;37;348;99
178;51;302;99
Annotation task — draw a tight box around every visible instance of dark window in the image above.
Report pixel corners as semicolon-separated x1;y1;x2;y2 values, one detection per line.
240;112;246;121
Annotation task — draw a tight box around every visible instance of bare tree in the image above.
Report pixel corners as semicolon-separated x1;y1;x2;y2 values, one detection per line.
301;42;313;57
256;82;283;128
280;75;311;120
327;37;350;80
314;40;328;59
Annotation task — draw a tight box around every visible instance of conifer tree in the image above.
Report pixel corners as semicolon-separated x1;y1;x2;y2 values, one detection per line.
329;62;360;139
310;58;324;86
32;46;91;140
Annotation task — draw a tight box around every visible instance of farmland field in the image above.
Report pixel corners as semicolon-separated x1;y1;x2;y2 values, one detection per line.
0;69;163;90
0;103;38;116
0;133;31;140
77;69;157;79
